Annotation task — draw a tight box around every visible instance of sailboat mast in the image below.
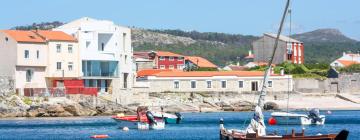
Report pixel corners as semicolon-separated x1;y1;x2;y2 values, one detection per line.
257;0;291;108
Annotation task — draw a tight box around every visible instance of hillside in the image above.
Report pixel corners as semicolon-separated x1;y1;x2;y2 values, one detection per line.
293;28;358;43
10;22;360;65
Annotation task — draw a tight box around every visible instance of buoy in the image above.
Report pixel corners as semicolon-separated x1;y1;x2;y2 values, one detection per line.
268;117;277;125
327;110;332;115
123;127;129;131
90;134;109;139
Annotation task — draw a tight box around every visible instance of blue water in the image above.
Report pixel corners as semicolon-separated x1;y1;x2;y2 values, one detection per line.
0;110;358;140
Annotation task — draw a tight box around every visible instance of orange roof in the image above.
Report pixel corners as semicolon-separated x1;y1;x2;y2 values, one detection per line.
137;70;279;77
34;30;77;42
337;60;359;67
226;65;248;71
137;69;175;77
2;30;45;43
185;56;217;68
156;51;183;57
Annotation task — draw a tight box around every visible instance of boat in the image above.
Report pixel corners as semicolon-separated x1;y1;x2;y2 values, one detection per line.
271;110;325;125
152;111;182;124
219;0;349;139
111;107;165;130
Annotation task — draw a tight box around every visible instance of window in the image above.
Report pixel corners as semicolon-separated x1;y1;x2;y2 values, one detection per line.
125;55;128;64
238;81;244;88
174;81;180;89
169;57;174;61
268;81;273;88
56;44;61;53
160;65;165;69
178;57;184;61
5;37;8;42
36;50;39;59
221;80;227;88
86;41;90;48
177;64;184;70
123;33;126;52
191;81;196;89
169;65;174;69
56;62;62;70
206;80;212;88
159;56;165;61
293;46;297;56
68;45;73;53
26;69;33;82
251;81;258;91
99;43;105;51
68;62;73;71
298;47;301;56
24;50;29;59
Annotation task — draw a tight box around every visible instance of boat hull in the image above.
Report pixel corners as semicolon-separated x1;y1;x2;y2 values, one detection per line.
271;112;325;125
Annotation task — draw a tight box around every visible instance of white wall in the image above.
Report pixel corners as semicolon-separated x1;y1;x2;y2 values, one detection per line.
0;32;17;76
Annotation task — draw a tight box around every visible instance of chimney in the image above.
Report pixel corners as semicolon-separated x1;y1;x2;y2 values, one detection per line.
280;68;285;76
249;50;252;56
236;62;240;66
343;52;346;56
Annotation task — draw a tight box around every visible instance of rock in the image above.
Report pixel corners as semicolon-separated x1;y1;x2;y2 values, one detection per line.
231;101;254;111
63;105;80;116
57;111;73;117
264;102;279;110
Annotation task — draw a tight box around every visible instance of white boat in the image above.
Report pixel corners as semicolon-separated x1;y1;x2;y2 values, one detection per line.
271;111;325;125
151;111;182;124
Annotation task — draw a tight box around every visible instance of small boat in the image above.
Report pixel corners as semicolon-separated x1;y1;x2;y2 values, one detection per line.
90;134;109;139
152;112;182;124
271;110;325;125
112;107;165;130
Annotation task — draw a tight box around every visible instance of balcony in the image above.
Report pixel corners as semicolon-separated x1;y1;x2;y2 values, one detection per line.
82;60;119;78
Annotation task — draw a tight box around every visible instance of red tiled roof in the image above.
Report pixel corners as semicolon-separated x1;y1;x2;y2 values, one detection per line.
34;30;77;42
156;51;183;57
137;69;176;77
2;30;46;43
137;70;279;77
337;60;359;67
185;56;217;68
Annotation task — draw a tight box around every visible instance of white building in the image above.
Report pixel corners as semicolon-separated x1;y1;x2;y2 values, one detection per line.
330;52;360;67
54;17;134;99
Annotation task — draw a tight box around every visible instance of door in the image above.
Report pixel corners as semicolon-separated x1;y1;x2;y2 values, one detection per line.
100;80;106;93
330;82;338;93
123;73;128;88
251;81;258;91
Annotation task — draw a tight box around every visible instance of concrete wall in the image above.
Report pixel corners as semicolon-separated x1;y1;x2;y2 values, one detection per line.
16;43;47;67
15;66;46;89
253;35;287;64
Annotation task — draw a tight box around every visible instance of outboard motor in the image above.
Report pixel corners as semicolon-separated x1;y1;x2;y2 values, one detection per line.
145;111;157;125
175;112;182;124
308;108;321;123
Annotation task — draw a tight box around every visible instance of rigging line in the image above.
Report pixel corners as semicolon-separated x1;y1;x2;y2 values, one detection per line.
286;1;292;133
257;0;291;108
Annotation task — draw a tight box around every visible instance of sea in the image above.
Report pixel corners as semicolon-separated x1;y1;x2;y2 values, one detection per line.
0;110;358;140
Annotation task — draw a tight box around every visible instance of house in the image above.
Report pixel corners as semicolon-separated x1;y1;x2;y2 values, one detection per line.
134;51;185;70
184;56;218;70
135;70;292;93
330;52;360;67
253;33;304;64
133;51;155;71
34;30;80;88
54;17;134;95
0;30;86;96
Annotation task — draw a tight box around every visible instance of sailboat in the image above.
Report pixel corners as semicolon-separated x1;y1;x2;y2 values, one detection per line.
219;0;349;139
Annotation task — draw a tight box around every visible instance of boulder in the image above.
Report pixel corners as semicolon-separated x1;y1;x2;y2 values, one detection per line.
231;101;254;111
264;102;279;110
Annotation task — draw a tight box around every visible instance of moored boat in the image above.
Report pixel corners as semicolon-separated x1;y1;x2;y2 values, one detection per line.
271;111;325;125
152;112;182;124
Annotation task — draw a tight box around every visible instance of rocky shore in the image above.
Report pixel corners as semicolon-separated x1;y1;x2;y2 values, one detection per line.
0;94;132;118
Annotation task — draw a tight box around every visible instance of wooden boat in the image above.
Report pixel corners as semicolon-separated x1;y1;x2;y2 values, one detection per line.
219;0;349;139
111;107;165;130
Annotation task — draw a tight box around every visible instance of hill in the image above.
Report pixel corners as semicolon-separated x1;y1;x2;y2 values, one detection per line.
10;21;360;66
293;28;358;43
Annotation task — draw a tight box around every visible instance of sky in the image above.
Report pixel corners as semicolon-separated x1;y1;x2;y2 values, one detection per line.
1;0;360;40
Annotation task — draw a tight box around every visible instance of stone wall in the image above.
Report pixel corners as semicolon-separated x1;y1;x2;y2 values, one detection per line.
294;73;360;93
0;76;15;96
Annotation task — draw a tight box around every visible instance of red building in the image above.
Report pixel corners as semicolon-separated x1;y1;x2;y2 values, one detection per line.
134;51;185;70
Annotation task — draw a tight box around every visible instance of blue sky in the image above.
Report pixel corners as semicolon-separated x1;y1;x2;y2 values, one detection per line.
1;0;360;40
